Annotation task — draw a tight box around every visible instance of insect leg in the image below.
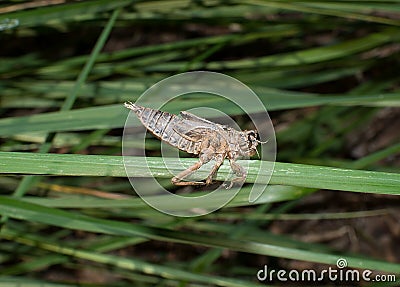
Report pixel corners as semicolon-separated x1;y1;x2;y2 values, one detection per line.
171;151;213;186
223;159;246;189
205;153;225;185
171;161;205;186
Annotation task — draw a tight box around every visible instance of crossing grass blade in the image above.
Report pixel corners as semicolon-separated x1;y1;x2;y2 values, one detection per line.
1;196;399;273
0;92;399;136
1;228;264;287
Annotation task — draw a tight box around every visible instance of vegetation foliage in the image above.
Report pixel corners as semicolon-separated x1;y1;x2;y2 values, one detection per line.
0;1;399;286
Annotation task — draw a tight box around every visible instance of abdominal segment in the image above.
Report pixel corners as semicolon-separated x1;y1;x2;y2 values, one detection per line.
129;104;200;154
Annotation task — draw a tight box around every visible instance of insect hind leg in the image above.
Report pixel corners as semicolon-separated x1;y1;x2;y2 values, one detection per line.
171;160;205;186
171;152;213;186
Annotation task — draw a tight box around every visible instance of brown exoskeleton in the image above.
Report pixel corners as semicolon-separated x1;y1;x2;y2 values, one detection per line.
124;102;265;188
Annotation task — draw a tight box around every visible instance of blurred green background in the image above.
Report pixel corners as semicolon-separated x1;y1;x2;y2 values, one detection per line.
0;1;400;286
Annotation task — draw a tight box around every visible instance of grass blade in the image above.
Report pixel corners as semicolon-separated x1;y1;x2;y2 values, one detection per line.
0;152;399;195
1;196;399;273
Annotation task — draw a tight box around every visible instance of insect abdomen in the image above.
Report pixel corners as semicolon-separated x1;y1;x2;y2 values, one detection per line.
125;102;201;154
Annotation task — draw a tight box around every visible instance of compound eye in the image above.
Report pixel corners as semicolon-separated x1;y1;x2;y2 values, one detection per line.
247;131;256;148
247;131;258;141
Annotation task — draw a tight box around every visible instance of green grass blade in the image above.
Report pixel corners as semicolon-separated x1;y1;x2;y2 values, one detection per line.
20;185;311;210
62;9;121;111
0;196;399;273
0;92;399;136
245;1;400;26
1;228;263;287
7;8;122;199
0;0;132;28
0;276;73;287
144;28;400;71
0;152;399;195
1;6;122;227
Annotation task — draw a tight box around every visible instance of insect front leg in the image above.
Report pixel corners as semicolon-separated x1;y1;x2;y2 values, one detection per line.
171;151;213;186
223;159;247;189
